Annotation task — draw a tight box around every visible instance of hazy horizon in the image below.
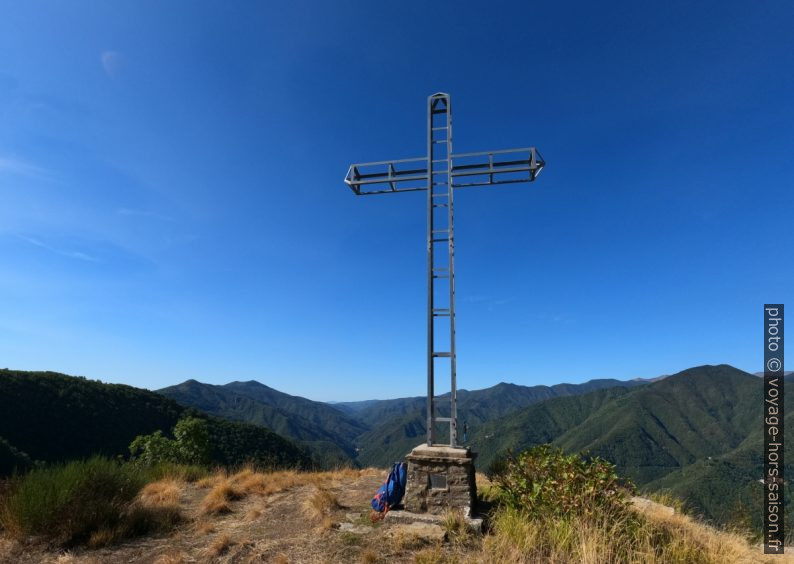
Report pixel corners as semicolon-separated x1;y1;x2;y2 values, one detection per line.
2;361;770;403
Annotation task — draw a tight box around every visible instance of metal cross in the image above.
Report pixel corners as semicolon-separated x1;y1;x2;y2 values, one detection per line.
344;92;545;448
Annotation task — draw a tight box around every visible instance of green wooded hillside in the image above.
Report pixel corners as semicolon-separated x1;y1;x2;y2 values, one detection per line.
352;379;645;466
471;365;791;530
0;369;311;473
158;379;366;464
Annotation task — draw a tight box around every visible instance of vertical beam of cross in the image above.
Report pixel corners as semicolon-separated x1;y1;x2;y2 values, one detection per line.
344;93;545;449
427;93;457;446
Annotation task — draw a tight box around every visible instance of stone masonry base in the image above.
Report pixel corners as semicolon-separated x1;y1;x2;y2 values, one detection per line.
403;444;477;516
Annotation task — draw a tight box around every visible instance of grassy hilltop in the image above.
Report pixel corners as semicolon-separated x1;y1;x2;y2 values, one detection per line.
0;450;786;562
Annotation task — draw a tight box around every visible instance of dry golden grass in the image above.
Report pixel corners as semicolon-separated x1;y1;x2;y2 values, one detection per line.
391;529;431;552
635;502;788;564
195;519;215;535
195;467;365;519
643;490;685;514
153;552;186;564
52;554;85;564
200;481;243;515
206;466;370;499
138;478;184;507
360;548;379;563
230;466;270;494
245;508;262;521
273;555;289;564
228;467;301;497
413;544;444;564
304;487;341;520
200;494;231;515
206;533;234;558
479;503;790;564
195;471;225;490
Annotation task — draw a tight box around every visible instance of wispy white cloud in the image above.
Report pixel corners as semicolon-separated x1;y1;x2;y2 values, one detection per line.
101;50;122;78
0;156;52;180
16;234;99;262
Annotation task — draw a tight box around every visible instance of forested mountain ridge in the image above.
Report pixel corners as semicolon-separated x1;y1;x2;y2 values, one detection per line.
157;379;366;463
0;369;311;474
473;365;763;473
333;378;646;429
470;364;792;529
349;378;647;466
553;365;760;482
157;375;648;468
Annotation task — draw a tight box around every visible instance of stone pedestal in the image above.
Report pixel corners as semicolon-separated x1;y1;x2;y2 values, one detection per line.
403;444;477;516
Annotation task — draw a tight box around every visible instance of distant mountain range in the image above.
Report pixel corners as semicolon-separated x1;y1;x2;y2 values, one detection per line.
157;379;367;467
343;379;647;467
155;364;792;529
159;376;647;468
1;364;788;531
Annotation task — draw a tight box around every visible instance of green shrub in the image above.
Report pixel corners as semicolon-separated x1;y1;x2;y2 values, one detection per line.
489;444;634;519
0;457;146;545
129;430;177;465
172;417;211;465
129;416;211;466
0;457;203;546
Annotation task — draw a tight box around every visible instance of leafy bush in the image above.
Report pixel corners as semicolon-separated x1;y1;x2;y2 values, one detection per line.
129;416;211;466
173;417;211;465
129;431;176;465
489;444;634;519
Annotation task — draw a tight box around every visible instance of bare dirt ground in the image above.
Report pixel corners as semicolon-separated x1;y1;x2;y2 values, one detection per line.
0;469;470;564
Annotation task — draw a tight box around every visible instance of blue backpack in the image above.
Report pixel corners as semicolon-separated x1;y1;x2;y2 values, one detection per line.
371;462;407;513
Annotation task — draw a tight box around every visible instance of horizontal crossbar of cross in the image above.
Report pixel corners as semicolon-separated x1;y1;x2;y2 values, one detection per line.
344;147;545;195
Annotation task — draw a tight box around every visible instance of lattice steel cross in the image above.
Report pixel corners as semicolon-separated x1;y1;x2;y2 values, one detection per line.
344;93;545;448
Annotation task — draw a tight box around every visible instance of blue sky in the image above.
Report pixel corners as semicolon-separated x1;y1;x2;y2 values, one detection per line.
1;1;792;401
